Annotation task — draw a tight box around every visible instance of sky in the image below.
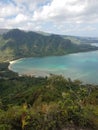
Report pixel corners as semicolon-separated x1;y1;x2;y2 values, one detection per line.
0;0;98;37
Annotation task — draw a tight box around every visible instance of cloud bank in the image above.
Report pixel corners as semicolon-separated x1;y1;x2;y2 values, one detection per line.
0;0;98;36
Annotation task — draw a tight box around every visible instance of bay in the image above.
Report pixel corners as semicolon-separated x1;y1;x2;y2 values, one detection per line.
9;51;98;84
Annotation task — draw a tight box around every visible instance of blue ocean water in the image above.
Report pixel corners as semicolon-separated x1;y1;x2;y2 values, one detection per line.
10;51;98;84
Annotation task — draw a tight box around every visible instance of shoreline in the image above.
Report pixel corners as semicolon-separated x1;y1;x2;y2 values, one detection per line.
8;50;98;77
9;57;26;65
8;57;26;69
9;49;98;61
8;59;19;71
8;59;50;77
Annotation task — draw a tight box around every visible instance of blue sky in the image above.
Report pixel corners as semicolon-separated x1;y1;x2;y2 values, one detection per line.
0;0;98;37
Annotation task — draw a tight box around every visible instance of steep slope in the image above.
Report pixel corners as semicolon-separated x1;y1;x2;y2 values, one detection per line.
0;29;98;62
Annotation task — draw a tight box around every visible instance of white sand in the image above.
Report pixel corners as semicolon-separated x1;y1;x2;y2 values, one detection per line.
8;58;50;77
8;58;22;71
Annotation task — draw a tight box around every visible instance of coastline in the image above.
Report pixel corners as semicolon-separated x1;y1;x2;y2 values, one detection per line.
8;58;50;77
9;57;26;65
8;58;24;73
8;50;98;78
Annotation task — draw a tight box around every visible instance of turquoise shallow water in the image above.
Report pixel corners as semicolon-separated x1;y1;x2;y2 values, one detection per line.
10;51;98;84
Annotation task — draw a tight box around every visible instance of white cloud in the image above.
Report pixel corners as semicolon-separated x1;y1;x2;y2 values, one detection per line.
0;18;4;22
14;14;28;23
33;0;87;22
0;0;98;36
32;0;98;24
0;3;19;17
13;0;49;12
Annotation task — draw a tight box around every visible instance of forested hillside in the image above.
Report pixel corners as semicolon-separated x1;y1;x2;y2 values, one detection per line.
0;63;98;130
0;29;98;62
0;29;98;129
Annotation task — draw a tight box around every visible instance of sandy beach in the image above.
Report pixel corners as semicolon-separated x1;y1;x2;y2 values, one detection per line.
8;58;50;77
8;58;24;72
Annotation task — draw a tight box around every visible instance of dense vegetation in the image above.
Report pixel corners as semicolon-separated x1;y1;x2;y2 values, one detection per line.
0;29;98;62
0;63;98;130
0;29;98;129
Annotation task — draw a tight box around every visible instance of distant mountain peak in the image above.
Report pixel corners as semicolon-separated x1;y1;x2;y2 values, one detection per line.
0;28;10;35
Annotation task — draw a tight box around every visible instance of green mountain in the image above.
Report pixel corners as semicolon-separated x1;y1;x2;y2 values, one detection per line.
0;29;98;62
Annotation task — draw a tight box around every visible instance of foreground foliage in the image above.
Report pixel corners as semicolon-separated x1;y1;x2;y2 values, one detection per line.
0;63;98;130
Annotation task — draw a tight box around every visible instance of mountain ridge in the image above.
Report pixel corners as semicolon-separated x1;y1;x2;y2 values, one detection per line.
0;29;98;62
